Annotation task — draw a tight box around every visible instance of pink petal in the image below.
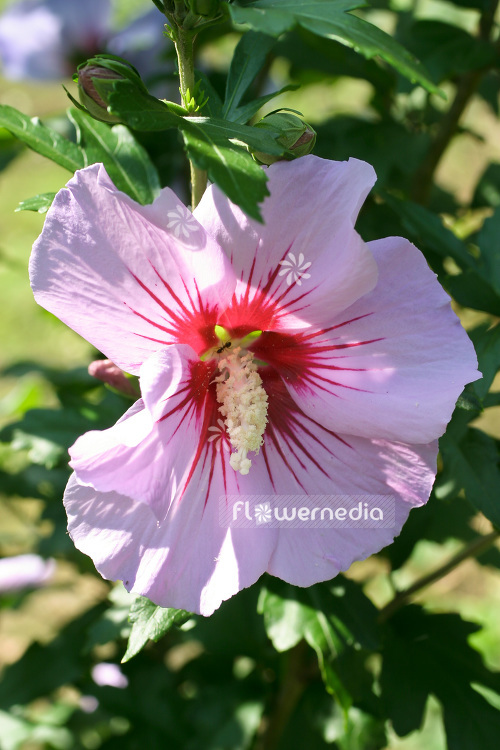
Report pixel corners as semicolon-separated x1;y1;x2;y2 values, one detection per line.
69;345;214;520
254;374;437;584
265;436;437;585
194;155;378;332
65;364;437;613
264;236;479;443
64;471;277;616
30;164;235;374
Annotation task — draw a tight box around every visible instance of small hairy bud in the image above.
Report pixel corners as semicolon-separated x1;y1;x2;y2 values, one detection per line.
88;359;140;398
72;55;148;124
77;64;124;123
253;111;317;166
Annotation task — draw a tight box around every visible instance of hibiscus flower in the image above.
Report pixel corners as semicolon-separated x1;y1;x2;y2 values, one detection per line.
29;156;478;615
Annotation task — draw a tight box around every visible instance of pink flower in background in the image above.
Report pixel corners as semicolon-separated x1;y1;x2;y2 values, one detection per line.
91;662;129;689
0;0;111;80
0;0;167;82
0;554;55;593
29;156;479;615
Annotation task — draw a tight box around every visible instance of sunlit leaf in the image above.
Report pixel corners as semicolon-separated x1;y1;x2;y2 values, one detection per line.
122;596;192;662
229;0;441;95
0;104;84;172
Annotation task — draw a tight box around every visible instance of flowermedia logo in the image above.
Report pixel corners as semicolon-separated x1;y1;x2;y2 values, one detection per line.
220;495;396;528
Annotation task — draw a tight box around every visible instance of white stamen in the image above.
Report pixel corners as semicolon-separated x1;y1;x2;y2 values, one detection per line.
215;347;268;475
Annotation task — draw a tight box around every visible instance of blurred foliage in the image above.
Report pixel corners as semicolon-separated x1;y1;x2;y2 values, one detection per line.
1;1;500;749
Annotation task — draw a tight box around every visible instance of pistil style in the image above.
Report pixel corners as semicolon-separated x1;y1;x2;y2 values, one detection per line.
215;347;268;475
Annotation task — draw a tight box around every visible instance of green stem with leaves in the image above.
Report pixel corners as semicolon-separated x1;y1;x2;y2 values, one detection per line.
173;27;207;208
379;530;500;622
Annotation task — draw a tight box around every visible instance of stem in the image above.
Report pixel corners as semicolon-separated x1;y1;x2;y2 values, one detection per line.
253;641;311;750
410;0;499;204
174;27;207;208
378;530;500;622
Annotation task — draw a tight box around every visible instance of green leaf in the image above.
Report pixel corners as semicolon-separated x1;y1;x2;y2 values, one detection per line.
382;193;500;313
102;80;284;156
231;84;299;124
223;31;276;120
229;0;441;96
477;207;500;296
321;705;387;750
473;163;500;208
276;27;394;91
381;607;500;748
383;194;479;273
67;108;160;205
122;596;191;662
259;577;380;652
0;130;22;172
468;323;500;400
86;583;134;650
258;577;380;704
440;426;500;529
15;193;55;214
310;12;442;95
196;71;224;118
189;116;284;154
445;271;500;317
0;104;85;172
103;82;182;130
0;708;74;750
402;20;496;84
181;128;270;220
0;404;118;469
103;80;282;220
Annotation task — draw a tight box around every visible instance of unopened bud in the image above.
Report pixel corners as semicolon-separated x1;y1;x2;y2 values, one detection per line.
253;111;316;166
78;65;124;123
88;359;140;398
74;55;148;124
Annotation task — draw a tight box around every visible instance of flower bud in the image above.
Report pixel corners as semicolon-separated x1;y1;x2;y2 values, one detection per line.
253;111;317;166
88;359;140;398
77;64;124;123
74;55;148;124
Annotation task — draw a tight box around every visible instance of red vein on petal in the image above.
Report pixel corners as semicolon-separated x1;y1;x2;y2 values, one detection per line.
300;313;375;340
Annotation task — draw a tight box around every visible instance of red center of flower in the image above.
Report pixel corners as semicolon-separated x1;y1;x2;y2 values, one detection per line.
128;259;380;502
